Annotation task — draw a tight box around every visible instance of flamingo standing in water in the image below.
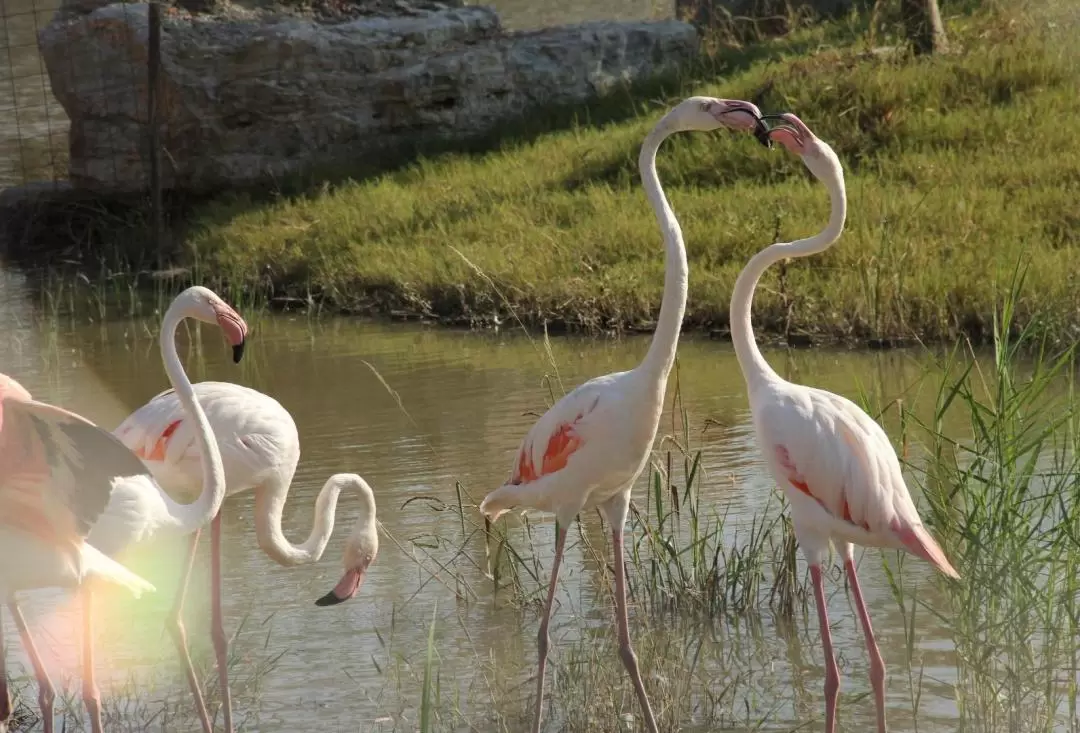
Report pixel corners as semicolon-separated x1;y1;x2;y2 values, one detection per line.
732;112;960;733
111;383;379;733
0;284;247;733
0;373;154;733
479;96;768;733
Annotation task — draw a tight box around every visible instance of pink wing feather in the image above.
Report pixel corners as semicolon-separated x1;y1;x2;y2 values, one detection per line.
480;378;606;521
0;393;152;549
759;385;958;578
114;381;298;495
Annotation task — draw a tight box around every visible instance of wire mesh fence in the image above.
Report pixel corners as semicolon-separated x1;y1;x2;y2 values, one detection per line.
0;0;68;190
1;0;159;197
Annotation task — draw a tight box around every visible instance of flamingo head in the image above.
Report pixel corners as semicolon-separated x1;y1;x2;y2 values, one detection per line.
664;96;769;144
315;474;379;607
174;286;249;363
761;112;843;182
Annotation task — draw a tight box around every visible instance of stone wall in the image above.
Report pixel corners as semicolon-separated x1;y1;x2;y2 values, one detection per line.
38;3;697;193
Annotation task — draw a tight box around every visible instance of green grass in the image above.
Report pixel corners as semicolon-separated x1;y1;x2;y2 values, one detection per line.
165;1;1080;344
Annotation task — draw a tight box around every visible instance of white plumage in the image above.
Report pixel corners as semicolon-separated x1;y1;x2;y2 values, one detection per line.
479;96;769;733
732;112;958;733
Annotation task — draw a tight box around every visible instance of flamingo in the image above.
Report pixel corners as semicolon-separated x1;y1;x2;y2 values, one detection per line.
0;284;246;733
0;372;155;733
478;96;768;733
111;381;379;733
732;112;960;733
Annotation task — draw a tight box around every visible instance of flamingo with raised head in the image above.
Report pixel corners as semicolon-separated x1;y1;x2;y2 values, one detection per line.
479;96;768;733
0;284;247;733
732;112;960;733
111;382;379;733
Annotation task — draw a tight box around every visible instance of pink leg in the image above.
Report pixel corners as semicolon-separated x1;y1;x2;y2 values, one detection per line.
7;601;55;733
845;557;887;733
167;529;213;733
531;523;568;733
81;589;103;733
611;526;659;733
211;514;234;732
0;607;10;728
810;565;840;733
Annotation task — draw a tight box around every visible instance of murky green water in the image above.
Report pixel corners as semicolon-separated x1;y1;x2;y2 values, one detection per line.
0;265;1015;732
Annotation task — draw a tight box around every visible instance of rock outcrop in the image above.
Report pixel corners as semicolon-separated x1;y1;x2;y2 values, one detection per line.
38;3;697;193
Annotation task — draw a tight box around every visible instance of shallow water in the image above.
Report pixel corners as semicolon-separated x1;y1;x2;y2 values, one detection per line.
1;266;1034;732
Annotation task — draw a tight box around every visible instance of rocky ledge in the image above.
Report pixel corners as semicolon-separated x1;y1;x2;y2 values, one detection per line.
38;2;697;194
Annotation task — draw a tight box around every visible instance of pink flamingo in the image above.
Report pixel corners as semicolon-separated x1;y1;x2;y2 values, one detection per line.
111;384;379;733
479;96;767;733
0;373;155;733
0;285;246;733
735;112;960;733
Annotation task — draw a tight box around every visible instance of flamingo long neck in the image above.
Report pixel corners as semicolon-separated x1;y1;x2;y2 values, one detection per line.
160;306;228;534
730;165;847;391
254;476;355;566
637;123;689;383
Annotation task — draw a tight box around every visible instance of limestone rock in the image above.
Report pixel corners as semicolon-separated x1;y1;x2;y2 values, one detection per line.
39;4;697;194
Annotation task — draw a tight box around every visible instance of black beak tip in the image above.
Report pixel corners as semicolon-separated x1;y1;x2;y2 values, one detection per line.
315;590;347;607
232;341;246;364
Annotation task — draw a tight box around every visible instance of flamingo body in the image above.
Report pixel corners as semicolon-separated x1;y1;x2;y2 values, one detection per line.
753;382;958;574
483;371;659;523
112;381;298;503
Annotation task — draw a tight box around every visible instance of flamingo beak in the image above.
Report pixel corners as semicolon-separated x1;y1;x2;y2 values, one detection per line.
232;341;246;364
315;565;369;607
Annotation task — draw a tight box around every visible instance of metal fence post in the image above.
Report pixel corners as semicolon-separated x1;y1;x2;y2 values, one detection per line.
148;1;163;259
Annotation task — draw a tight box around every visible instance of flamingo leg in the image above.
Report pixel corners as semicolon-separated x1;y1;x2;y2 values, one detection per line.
611;524;659;733
531;523;568;733
210;513;234;733
167;528;213;733
844;555;887;733
810;564;840;733
0;607;10;729
7;601;55;733
81;589;103;733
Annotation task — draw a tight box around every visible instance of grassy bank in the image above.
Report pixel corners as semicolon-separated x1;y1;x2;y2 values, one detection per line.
162;1;1077;344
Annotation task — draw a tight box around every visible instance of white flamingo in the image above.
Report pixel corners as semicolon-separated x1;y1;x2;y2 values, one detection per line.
733;112;959;733
111;381;379;733
479;96;768;733
0;284;247;733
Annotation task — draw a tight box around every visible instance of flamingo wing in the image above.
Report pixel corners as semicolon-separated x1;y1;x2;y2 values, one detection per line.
758;386;958;576
114;381;298;494
509;378;607;486
0;396;151;545
480;376;612;521
758;387;910;535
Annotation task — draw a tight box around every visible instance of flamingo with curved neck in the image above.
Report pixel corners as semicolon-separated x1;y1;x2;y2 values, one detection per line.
0;286;245;733
113;381;380;732
730;113;959;733
478;96;767;733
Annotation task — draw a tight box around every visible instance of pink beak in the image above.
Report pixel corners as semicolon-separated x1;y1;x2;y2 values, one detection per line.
315;566;368;607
